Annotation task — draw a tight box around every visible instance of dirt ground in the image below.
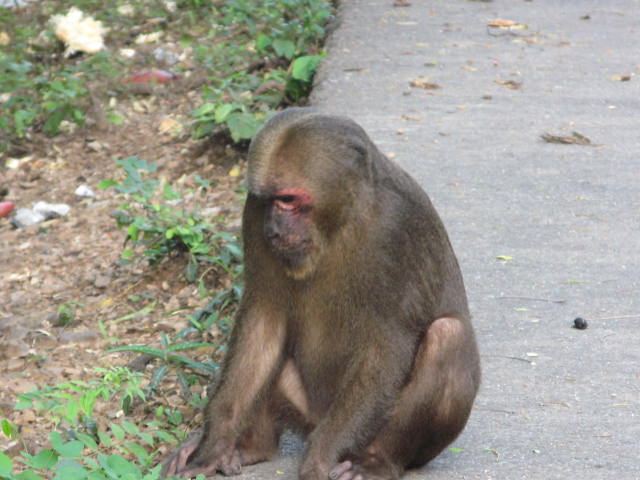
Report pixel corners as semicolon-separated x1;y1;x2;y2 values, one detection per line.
0;76;248;455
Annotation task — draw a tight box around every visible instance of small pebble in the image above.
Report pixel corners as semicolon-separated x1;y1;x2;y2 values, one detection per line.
12;208;46;227
75;184;96;198
573;317;588;330
32;201;71;219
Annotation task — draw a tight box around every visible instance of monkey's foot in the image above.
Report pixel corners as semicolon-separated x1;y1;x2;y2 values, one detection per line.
161;441;243;479
329;456;401;480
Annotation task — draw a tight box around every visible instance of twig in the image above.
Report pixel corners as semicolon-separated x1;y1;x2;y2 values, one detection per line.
482;354;533;364
473;406;516;415
589;314;640;321
498;295;566;304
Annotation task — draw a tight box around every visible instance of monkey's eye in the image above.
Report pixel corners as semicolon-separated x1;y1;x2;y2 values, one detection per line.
278;195;296;204
274;195;299;211
273;189;312;212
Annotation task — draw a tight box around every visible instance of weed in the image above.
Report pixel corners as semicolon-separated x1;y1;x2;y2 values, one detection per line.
108;335;219;398
99;156;243;282
189;0;332;141
1;366;196;479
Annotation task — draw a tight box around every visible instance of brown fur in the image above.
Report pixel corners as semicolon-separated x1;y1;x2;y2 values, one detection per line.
161;108;481;480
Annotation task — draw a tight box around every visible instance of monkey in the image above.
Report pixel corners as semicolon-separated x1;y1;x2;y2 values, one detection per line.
162;107;481;480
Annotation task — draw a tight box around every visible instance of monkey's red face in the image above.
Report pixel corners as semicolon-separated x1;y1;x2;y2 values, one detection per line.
263;187;321;279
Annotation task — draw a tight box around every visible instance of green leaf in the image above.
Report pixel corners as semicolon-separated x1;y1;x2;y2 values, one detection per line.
97;430;112;448
98;179;118;190
2;419;19;439
14;469;45;480
79;390;99;418
191;102;216;118
255;34;271;53
30;449;58;469
272;39;296;59
110;424;125;441
121;420;139;436
142;464;163;480
225;112;261;142
291;55;321;82
64;400;80;423
52;458;88;480
0;451;13;476
76;433;98;451
104;454;141;477
155;430;178;444
214;103;236;124
106;112;124;125
124;442;149;464
166;354;217;373
185;258;198;283
496;255;513;261
50;431;84;458
107;345;166;358
14;395;34;410
166;342;215;352
136;432;154;446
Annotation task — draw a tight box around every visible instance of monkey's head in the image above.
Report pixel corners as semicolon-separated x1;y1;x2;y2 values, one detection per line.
247;108;373;280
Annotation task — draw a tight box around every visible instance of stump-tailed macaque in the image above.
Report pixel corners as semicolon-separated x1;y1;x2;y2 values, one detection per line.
162;108;480;480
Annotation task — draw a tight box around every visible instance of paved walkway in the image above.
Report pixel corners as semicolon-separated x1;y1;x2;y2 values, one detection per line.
236;1;640;478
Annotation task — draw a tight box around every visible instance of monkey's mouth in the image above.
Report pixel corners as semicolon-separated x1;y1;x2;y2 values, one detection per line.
272;242;311;258
268;238;314;264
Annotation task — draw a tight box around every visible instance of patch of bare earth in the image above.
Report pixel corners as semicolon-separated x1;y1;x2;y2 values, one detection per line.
0;80;246;454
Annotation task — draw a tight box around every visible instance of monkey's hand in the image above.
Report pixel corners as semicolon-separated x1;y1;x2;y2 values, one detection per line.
161;436;242;479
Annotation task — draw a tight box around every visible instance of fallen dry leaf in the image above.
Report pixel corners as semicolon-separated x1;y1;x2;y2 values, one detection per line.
158;117;183;136
393;0;411;6
488;19;518;27
487;19;528;32
495;78;523;89
401;114;424;122
611;74;633;82
126;69;178;84
410;77;441;89
540;131;592;146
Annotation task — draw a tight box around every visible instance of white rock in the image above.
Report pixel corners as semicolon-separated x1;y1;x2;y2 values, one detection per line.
75;185;96;198
32;201;71;219
12;208;46;227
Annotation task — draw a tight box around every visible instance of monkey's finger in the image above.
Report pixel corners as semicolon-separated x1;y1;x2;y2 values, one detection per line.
160;450;185;478
159;458;176;478
335;472;358;480
329;461;353;479
220;450;242;476
176;463;219;479
175;443;199;470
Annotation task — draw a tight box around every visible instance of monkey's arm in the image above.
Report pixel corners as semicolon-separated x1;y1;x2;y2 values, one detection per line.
163;305;286;478
300;330;413;479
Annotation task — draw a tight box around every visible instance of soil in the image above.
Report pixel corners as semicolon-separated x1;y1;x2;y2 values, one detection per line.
0;72;248;456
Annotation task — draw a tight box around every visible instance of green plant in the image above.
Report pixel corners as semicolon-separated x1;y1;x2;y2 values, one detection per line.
99;156;243;282
14;367;147;425
189;0;332;141
0;422;195;480
52;301;83;326
1;366;200;479
107;333;218;399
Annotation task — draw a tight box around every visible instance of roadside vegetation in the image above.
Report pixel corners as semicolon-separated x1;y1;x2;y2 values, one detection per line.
0;0;332;478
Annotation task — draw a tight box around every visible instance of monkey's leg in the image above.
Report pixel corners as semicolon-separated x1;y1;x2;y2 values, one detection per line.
331;317;480;480
234;360;313;466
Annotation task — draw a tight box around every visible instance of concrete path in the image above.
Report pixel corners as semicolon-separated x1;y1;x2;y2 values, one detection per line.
235;1;640;479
